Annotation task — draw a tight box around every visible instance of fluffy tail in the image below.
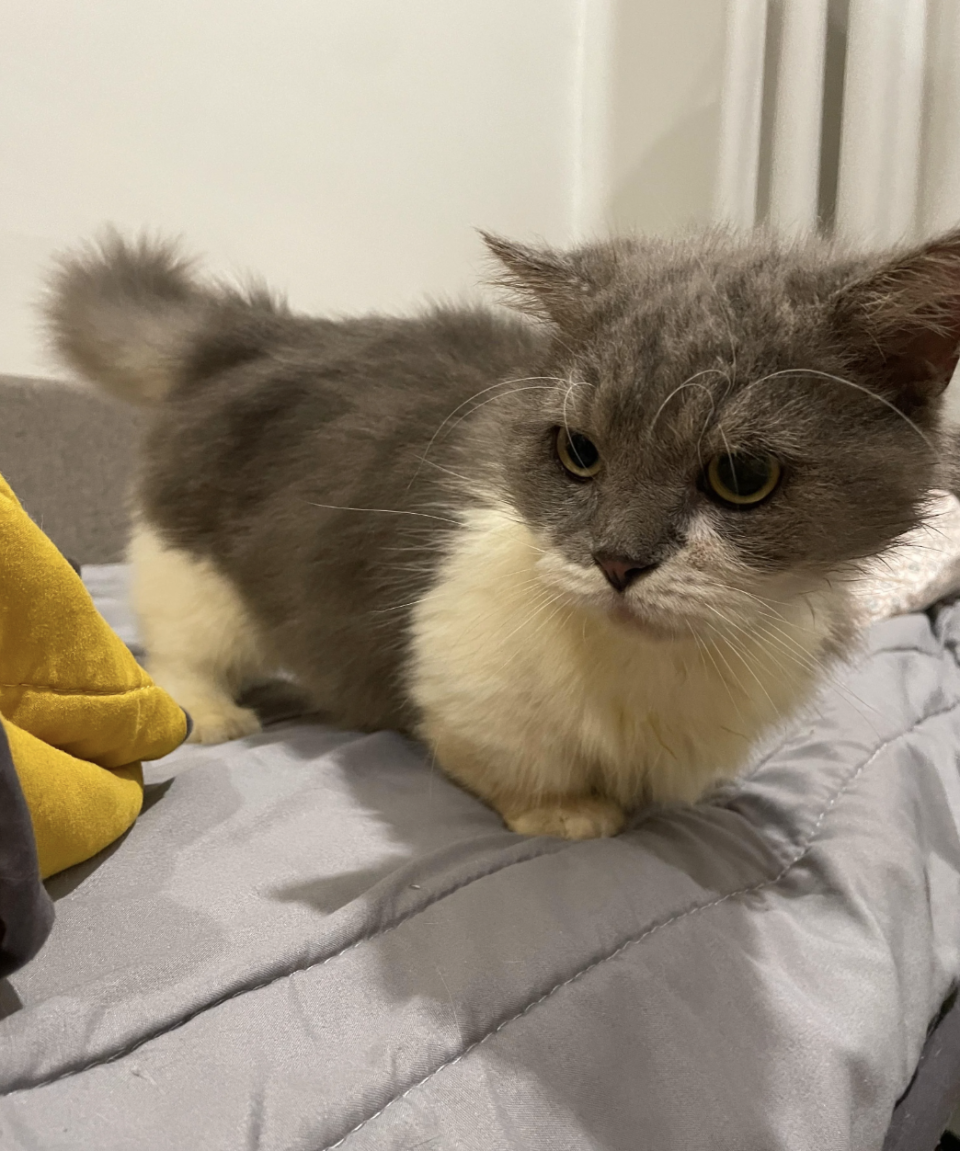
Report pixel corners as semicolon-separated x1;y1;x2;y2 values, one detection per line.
44;232;214;404
46;232;285;404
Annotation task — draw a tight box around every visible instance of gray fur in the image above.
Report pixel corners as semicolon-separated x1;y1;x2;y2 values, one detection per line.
45;227;960;731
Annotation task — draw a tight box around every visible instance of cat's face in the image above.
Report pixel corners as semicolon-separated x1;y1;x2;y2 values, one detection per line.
478;232;956;640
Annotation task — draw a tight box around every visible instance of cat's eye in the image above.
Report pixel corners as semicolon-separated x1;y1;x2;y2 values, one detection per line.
556;429;601;478
706;452;781;506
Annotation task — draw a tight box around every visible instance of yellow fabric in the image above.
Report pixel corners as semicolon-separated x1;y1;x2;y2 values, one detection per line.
0;472;188;878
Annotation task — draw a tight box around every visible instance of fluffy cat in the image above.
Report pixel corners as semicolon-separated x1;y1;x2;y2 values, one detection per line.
45;227;960;839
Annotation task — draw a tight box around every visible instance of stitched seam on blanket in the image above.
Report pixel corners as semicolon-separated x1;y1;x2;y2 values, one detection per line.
723;645;948;789
319;695;960;1150
0;682;152;698
872;646;944;656
0;838;573;1096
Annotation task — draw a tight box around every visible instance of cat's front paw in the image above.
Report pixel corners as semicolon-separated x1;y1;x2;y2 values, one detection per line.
186;701;262;744
505;797;625;840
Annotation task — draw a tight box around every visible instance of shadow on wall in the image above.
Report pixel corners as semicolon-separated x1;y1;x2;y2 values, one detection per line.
604;0;725;235
601;0;850;239
609;104;722;235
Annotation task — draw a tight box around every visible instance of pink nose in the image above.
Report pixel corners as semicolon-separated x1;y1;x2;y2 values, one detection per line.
593;553;658;593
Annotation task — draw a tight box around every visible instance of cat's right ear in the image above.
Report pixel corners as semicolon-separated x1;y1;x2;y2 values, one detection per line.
832;228;960;415
480;232;611;331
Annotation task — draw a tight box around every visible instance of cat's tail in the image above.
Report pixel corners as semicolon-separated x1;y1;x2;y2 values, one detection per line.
44;231;283;404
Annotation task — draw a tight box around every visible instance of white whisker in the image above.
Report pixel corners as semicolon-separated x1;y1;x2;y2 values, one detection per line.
305;501;461;526
408;375;567;490
744;367;935;452
648;370;725;435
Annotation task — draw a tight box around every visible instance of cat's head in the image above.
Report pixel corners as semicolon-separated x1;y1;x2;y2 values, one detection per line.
474;228;960;640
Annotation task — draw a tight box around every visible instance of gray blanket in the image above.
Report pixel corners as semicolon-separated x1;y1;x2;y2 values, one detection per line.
1;568;960;1150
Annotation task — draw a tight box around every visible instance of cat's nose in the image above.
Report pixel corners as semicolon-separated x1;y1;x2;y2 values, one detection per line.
593;552;659;593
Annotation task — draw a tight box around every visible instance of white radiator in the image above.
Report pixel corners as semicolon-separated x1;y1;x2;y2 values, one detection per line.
714;0;960;244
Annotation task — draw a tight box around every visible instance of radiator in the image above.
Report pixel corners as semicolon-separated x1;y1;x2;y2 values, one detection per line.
714;0;960;244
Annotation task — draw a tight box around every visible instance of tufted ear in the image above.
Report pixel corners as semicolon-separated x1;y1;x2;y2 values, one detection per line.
480;231;617;331
832;228;960;414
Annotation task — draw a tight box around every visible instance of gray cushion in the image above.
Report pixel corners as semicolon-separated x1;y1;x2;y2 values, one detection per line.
0;376;142;564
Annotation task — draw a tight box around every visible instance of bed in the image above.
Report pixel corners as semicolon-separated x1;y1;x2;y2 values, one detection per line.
1;376;959;1151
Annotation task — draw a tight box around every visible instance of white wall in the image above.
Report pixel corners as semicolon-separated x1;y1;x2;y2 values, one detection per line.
0;0;583;378
0;1;726;380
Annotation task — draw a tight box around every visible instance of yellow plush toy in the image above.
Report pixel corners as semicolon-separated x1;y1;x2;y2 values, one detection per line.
0;472;188;879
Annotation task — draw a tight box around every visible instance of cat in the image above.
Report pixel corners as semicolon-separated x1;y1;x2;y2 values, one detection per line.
45;226;960;839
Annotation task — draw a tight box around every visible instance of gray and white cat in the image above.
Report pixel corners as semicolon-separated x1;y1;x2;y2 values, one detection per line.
46;227;960;839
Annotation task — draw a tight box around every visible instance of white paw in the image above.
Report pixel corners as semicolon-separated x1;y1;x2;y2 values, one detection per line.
186;702;262;745
505;797;625;840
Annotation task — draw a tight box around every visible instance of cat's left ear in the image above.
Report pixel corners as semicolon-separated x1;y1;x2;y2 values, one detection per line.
832;228;960;413
480;232;616;331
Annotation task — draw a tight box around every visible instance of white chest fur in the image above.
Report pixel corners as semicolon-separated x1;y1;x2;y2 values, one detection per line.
408;506;842;815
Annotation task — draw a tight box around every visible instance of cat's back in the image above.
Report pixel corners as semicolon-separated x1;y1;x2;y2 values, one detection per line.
139;303;542;551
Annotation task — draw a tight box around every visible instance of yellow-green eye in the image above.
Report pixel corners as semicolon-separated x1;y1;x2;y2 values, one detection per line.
556;429;601;478
706;452;781;506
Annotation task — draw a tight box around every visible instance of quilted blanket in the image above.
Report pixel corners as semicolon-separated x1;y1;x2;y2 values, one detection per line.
0;567;958;1149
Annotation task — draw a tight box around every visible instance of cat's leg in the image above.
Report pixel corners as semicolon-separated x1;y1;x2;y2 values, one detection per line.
129;522;266;744
423;723;625;840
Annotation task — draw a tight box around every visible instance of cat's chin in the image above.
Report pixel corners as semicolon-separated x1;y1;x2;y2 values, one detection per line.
607;602;686;641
